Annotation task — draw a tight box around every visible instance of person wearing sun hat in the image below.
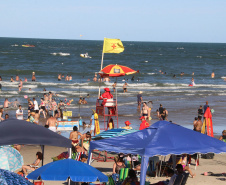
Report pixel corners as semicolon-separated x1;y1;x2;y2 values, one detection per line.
122;120;133;129
139;116;150;130
99;87;113;105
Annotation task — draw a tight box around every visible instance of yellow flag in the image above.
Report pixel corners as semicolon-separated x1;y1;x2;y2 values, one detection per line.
103;38;124;53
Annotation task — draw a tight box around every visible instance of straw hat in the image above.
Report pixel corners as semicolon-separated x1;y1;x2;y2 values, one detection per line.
91;109;96;114
139;91;143;94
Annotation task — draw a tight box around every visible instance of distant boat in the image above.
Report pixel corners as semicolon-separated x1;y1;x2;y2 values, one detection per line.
80;53;92;58
22;44;35;47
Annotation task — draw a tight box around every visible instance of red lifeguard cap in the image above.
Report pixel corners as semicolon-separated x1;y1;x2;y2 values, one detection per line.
125;121;131;125
139;116;145;120
104;88;111;92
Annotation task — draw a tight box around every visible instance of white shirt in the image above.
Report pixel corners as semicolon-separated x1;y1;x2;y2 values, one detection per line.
16;109;23;120
34;100;39;110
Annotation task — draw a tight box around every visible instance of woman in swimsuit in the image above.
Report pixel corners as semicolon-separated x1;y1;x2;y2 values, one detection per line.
39;98;46;118
82;132;91;154
113;156;126;174
27;98;34;117
181;154;195;178
22;152;43;177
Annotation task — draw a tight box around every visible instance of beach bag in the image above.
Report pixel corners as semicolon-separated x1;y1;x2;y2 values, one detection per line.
202;153;214;159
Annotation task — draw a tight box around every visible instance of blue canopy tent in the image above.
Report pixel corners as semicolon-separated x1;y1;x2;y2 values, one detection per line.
88;121;226;185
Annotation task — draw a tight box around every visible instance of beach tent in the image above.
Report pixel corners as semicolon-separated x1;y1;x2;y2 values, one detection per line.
88;121;226;185
0;119;71;165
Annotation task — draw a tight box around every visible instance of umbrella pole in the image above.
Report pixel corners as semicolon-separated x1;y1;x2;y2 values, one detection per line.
41;145;44;166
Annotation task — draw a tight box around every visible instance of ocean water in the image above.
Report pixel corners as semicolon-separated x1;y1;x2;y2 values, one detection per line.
0;37;226;135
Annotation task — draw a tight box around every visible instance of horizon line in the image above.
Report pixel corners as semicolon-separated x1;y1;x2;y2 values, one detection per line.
1;36;226;44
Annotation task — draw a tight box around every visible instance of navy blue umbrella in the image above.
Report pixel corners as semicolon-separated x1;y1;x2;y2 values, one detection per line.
27;159;108;183
0;169;33;185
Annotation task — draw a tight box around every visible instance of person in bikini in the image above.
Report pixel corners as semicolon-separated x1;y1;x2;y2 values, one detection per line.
140;102;150;120
69;126;83;150
39;98;46;118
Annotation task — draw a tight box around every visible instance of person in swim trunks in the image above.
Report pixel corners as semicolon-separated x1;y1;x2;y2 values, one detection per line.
123;82;128;93
140;102;150;120
69;126;83;148
193;116;202;132
45;115;58;132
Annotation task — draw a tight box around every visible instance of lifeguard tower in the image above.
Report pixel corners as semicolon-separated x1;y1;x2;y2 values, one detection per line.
96;98;118;130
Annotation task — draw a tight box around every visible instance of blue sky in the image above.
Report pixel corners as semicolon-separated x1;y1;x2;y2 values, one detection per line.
1;0;226;43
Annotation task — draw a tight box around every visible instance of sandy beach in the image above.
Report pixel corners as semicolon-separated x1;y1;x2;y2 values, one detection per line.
19;145;226;185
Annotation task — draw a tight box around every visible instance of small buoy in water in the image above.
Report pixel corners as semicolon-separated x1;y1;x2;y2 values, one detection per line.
62;63;63;65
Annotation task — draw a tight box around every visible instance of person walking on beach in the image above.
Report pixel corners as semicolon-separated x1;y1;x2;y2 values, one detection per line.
158;104;164;119
45;115;58;132
33;97;39;113
140;102;150;120
198;105;203;119
139;116;150;130
16;105;23;120
203;101;209;115
193;116;202;132
137;91;143;109
69;126;83;147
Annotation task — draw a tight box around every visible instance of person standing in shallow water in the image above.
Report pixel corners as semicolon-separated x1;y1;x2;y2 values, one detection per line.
32;72;36;81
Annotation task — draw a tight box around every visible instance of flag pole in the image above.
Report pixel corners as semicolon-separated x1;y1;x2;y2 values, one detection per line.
98;38;105;97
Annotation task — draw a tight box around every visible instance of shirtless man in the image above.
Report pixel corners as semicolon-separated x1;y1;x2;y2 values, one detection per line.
4;98;12;109
112;82;116;92
93;76;97;82
123;82;128;93
58;74;62;81
193;116;202;132
140;102;150;120
45;115;58;132
193;117;198;130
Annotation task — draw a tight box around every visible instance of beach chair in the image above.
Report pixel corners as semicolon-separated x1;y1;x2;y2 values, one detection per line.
181;173;189;185
173;174;184;185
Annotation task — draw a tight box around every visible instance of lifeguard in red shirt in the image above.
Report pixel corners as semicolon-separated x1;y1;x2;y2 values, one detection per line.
99;88;113;105
139;116;150;130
